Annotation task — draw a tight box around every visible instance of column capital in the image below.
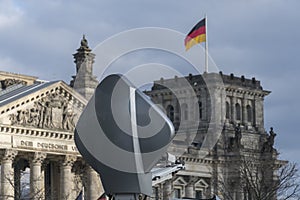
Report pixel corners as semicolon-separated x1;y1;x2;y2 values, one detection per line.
61;155;77;167
30;152;47;164
0;149;18;162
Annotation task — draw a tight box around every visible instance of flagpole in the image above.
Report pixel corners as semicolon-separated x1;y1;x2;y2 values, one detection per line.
205;14;208;73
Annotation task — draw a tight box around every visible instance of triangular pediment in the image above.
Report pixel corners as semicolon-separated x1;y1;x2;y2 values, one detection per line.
195;179;209;188
0;81;87;133
173;177;187;186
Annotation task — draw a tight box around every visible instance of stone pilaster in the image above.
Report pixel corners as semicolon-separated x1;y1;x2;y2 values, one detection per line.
60;155;76;200
185;183;194;198
163;180;172;200
185;176;197;198
242;98;247;126
29;152;46;200
85;165;103;200
0;149;18;200
230;96;236;123
254;96;265;132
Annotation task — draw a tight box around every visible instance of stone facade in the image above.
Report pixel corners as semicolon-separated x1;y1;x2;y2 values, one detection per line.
0;72;103;199
146;72;281;200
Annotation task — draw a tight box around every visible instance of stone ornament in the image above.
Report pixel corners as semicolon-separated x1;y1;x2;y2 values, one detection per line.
262;127;277;153
61;155;77;167
228;124;243;151
0;149;18;161
234;124;242;148
9;91;77;131
80;35;89;49
30;152;47;164
0;78;27;89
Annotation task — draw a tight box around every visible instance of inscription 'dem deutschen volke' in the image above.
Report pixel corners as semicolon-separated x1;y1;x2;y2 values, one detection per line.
20;140;78;151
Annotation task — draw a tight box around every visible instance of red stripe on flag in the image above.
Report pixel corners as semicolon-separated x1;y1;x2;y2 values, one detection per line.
185;26;206;45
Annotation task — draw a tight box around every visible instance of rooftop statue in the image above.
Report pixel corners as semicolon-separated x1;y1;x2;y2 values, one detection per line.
80;34;89;48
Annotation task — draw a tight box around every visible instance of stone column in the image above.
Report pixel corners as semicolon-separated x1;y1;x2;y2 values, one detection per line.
242;97;247;126
254;96;264;132
0;149;17;200
60;155;76;200
163;180;172;200
230;96;236;123
209;87;217;124
86;165;103;200
220;88;226;125
30;152;47;200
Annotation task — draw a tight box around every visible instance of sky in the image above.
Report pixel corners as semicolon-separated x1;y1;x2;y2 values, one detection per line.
0;0;299;164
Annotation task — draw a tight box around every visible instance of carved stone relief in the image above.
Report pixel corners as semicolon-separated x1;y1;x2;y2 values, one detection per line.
9;91;78;131
1;79;27;89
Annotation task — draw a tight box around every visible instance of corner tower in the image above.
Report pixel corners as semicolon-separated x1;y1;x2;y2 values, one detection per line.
70;35;98;100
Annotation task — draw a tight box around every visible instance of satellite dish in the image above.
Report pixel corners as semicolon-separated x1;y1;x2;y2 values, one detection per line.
75;74;175;196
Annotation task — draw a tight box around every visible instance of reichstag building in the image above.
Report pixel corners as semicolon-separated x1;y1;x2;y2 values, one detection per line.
0;36;281;200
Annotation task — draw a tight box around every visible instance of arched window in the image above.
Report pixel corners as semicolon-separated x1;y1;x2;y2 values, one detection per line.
166;105;174;122
199;101;202;119
226;102;230;119
181;103;188;120
235;103;241;120
247;105;252;123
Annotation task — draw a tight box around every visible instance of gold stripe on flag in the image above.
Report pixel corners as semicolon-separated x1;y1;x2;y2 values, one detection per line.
185;34;206;50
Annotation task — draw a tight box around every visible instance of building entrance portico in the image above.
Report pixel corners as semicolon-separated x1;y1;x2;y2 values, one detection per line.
0;74;103;199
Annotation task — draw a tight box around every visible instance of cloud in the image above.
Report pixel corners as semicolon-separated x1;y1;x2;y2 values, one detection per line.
0;0;23;28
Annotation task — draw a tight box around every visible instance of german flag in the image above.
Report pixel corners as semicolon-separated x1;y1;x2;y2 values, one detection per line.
184;18;206;51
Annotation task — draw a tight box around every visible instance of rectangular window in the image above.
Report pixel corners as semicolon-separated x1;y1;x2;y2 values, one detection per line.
173;188;181;199
195;190;203;199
